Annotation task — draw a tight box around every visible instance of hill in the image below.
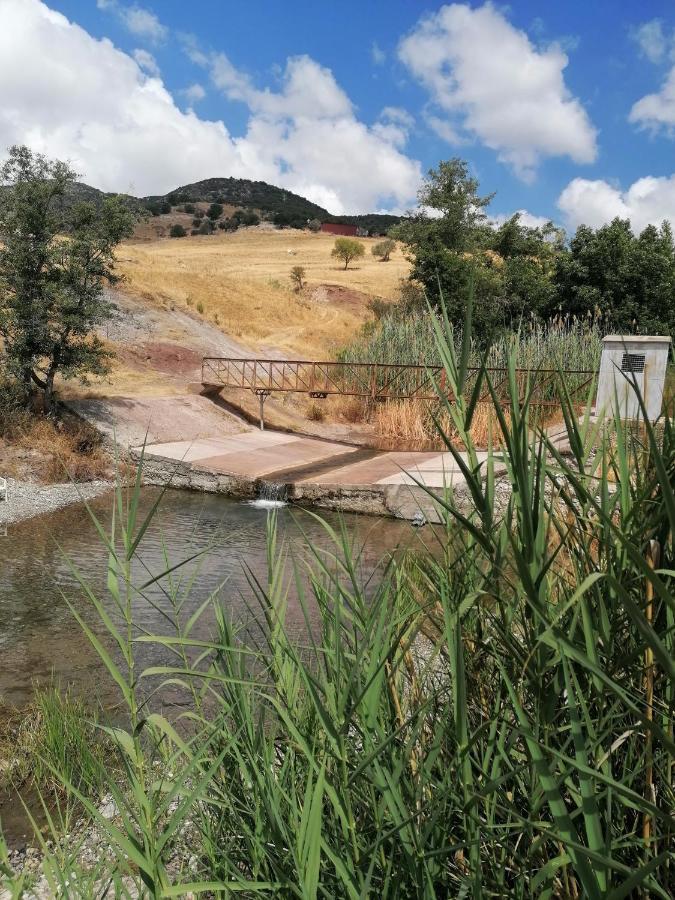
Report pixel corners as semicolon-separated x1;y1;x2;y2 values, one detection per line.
147;177;329;227
12;176;407;236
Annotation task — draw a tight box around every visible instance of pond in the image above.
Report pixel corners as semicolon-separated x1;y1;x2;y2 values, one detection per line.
0;488;425;710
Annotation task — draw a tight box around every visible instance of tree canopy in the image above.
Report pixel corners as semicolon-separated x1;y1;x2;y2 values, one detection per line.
331;237;365;270
393;158;675;342
0;145;135;412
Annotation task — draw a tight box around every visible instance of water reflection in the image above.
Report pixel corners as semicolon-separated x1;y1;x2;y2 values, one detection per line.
0;489;422;708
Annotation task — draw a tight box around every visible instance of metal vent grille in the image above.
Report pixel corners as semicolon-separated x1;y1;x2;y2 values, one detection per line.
621;353;645;373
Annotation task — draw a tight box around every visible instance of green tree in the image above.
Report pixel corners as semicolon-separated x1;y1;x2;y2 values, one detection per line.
207;202;223;221
393;162;563;341
0;145;135;413
371;238;396;262
290;265;306;291
169;223;186;238
331;237;365;270
552;218;675;334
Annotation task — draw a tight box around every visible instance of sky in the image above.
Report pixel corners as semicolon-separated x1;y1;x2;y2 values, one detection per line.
2;0;675;233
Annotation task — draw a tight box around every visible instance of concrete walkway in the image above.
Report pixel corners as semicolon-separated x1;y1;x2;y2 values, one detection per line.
137;432;496;520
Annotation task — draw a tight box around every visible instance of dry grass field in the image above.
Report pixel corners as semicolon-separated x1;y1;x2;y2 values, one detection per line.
115;228;410;358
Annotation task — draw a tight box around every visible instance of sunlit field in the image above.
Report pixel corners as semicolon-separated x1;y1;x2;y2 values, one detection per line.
115;228;411;358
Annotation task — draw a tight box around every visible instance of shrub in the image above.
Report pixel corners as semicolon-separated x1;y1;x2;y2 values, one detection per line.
169;223;186;238
290;265;306;291
183;202;195;214
207;202;223;220
196;301;204;314
198;219;214;235
192;217;202;228
306;401;325;421
371;238;396;261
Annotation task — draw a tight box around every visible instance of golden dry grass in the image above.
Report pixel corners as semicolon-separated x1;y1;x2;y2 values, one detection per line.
115;229;410;358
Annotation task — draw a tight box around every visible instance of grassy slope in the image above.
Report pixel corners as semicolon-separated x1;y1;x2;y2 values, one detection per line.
115;229;410;358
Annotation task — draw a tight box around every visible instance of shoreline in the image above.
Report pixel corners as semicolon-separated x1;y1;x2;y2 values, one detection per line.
0;477;114;528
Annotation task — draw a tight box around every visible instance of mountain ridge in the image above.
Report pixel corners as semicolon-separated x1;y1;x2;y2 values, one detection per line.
60;178;405;235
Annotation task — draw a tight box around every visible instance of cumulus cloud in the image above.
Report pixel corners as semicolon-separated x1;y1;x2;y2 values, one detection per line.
558;175;675;232
491;209;554;230
0;0;421;213
630;66;675;133
97;0;167;43
202;50;422;212
398;2;597;180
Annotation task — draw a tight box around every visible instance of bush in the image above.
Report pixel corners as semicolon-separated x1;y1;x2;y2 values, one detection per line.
306;401;325;421
169;223;187;238
192;217;202;228
196;301;204;314
290;265;306;291
183;202;195;214
371;238;396;261
198;219;214;235
207;202;223;220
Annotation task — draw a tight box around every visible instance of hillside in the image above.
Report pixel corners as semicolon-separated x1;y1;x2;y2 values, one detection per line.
146;177;329;225
32;177;405;235
114;228;410;358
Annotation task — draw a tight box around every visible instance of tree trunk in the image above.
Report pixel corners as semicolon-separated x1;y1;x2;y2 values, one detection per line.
44;368;56;415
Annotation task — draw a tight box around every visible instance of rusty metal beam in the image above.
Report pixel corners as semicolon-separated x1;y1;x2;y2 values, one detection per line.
201;356;595;405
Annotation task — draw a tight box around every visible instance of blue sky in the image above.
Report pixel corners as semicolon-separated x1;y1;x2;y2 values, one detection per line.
3;0;675;231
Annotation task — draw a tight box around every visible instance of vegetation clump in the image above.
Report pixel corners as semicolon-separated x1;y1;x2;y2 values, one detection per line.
2;301;672;896
290;264;306;291
169;223;186;238
0;146;135;413
371;237;396;261
331;236;365;269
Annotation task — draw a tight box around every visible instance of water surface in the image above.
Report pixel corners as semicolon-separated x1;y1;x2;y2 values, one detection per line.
0;489;422;709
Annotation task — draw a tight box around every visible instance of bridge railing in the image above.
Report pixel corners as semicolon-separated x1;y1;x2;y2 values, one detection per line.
201;357;596;408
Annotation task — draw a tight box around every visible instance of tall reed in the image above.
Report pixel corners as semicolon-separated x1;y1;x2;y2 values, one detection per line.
2;299;673;897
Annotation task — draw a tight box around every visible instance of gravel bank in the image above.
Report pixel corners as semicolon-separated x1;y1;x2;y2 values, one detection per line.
0;477;113;526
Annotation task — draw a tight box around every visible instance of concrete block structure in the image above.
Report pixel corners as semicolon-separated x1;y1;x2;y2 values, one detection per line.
596;335;671;421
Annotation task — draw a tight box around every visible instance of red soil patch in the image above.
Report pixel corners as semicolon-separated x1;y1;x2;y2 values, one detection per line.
116;342;202;377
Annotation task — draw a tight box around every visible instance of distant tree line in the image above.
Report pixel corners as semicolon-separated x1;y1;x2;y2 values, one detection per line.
392;159;675;341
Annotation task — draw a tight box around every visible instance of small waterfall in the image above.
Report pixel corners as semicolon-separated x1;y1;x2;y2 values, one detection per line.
248;481;288;509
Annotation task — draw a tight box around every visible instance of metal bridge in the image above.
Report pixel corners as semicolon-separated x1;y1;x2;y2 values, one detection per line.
201;357;595;427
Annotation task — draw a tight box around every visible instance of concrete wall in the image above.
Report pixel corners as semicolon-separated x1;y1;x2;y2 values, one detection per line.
596;335;671;421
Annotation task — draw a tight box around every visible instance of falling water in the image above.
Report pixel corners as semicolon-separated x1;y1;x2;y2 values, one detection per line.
248;481;288;509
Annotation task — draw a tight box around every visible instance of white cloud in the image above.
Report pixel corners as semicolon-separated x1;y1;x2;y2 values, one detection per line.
491;209;553;230
0;0;421;213
132;47;159;76
558;175;675;232
97;0;167;43
631;20;672;64
371;41;385;65
630;66;675;133
398;2;597;180
202;51;422;213
182;83;206;105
